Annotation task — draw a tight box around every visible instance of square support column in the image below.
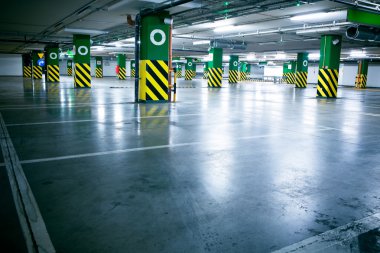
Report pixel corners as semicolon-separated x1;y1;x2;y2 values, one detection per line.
229;55;239;83
117;54;126;80
95;57;103;78
67;60;73;76
138;11;170;102
316;35;342;98
73;34;91;88
355;60;369;89
295;52;309;88
45;46;60;82
207;47;223;88
32;51;44;79
185;58;193;80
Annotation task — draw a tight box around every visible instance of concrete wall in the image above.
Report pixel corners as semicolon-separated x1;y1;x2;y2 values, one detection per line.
0;54;379;87
0;54;23;76
59;58;133;77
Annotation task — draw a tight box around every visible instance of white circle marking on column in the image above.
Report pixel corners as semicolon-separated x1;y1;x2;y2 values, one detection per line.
49;52;57;59
150;29;166;46
303;60;308;67
78;46;89;56
233;61;238;67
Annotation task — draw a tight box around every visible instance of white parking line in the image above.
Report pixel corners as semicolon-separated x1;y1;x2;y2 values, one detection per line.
0;113;55;252
272;212;380;253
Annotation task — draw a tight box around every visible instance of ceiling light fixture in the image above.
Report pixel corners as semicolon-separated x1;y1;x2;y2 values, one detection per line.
63;28;108;35
296;27;340;34
350;50;367;58
290;11;346;22
214;25;236;33
193;40;210;45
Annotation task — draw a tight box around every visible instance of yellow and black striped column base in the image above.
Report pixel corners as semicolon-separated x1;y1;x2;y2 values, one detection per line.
96;68;103;78
140;60;169;101
23;66;32;78
74;63;91;88
355;74;367;89
295;71;308;88
192;70;196;78
176;71;182;78
208;68;222;88
118;67;126;80
203;71;208;79
317;68;339;98
185;70;193;80
67;68;73;76
131;69;135;77
47;65;60;82
240;72;247;81
285;73;296;84
32;66;43;79
228;70;238;83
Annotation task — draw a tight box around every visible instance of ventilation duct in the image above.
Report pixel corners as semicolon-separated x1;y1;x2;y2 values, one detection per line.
346;25;380;42
210;40;247;50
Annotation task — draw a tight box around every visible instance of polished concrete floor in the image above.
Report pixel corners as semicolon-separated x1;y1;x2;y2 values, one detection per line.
1;76;380;252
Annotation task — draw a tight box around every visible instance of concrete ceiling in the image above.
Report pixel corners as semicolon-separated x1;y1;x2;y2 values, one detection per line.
0;0;379;62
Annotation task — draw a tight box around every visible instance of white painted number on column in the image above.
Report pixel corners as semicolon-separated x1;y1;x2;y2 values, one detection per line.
49;52;57;60
78;46;89;56
303;60;308;67
97;61;101;65
233;61;238;67
150;29;166;46
188;62;192;67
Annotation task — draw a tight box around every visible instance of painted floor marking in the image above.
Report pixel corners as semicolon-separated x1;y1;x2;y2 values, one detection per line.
0;113;55;252
5;113;203;127
272;212;380;253
18;133;283;165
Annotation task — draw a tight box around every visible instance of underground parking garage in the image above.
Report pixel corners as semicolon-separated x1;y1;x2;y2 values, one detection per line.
1;0;380;252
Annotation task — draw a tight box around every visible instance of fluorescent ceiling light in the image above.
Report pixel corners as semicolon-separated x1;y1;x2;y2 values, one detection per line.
214;25;236;33
275;53;286;60
350;51;367;58
247;54;256;61
91;46;105;50
258;41;277;45
121;37;135;42
290;11;347;22
193;40;210;45
308;53;320;59
63;28;108;35
296;27;340;34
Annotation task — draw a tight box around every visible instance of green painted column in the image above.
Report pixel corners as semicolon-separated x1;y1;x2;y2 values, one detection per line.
355;60;369;89
240;62;247;81
295;52;309;88
208;48;223;87
185;58;193;80
131;60;135;77
95;57;103;78
22;54;32;78
228;55;239;83
287;61;297;84
283;62;291;83
176;64;183;78
203;63;208;79
316;35;342;98
117;54;126;80
139;11;170;102
73;34;91;88
45;46;60;82
67;60;73;76
246;63;251;80
32;51;44;79
192;62;197;78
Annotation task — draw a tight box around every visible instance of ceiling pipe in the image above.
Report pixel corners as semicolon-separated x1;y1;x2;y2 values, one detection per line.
141;0;194;16
346;25;380;42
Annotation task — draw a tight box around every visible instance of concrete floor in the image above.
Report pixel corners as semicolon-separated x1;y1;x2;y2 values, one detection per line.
1;76;380;252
